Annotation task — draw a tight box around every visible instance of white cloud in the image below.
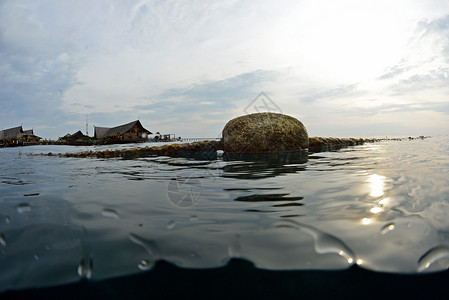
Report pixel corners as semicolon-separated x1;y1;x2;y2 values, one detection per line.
1;0;449;138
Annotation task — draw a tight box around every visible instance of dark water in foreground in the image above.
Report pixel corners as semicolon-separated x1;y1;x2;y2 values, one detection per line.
1;137;449;297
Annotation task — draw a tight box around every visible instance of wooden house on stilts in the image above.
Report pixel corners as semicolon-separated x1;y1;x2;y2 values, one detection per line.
94;120;152;143
0;126;40;147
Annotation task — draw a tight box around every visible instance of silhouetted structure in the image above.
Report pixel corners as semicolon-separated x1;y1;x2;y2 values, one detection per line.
94;120;151;142
0;126;40;146
61;130;90;141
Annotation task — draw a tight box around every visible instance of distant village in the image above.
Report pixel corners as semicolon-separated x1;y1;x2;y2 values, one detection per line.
0;120;180;148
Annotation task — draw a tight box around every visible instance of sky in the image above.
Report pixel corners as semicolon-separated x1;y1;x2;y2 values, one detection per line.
1;0;449;139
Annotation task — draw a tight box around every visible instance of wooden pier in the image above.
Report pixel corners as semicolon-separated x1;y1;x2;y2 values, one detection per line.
180;137;221;142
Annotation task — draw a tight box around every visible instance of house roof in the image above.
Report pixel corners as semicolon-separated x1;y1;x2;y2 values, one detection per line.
69;130;89;139
94;120;152;138
22;129;34;135
1;126;39;141
1;126;23;139
94;126;112;139
18;129;35;138
71;130;84;136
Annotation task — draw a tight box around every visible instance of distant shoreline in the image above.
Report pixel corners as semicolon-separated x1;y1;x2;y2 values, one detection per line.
1;136;429;150
0;137;221;148
24;136;431;158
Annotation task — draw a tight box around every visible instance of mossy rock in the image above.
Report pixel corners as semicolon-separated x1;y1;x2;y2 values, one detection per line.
222;113;308;153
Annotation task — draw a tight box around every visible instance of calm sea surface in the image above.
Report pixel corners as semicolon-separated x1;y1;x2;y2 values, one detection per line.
1;137;449;293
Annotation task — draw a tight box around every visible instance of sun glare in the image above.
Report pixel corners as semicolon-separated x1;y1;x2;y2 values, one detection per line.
368;174;385;198
277;0;413;83
361;218;372;225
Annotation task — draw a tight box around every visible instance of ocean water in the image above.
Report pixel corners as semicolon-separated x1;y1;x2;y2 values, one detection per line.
1;137;449;294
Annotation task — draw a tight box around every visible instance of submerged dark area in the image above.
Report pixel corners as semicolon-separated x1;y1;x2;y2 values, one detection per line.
2;259;449;299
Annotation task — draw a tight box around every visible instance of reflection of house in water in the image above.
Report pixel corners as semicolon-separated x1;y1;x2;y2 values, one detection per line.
94;120;152;142
0;125;40;146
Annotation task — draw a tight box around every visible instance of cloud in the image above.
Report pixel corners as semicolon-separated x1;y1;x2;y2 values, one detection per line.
127;70;277;137
1;1;449;138
0;1;86;133
378;14;449;89
377;59;413;80
418;14;449;41
159;70;276;103
299;83;361;103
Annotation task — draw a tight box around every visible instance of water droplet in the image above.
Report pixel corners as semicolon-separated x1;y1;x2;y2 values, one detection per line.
138;259;152;270
34;254;40;260
189;215;199;221
129;233;158;258
0;233;6;247
227;236;242;258
417;246;449;272
17;203;31;214
5;216;10;224
312;232;355;263
77;257;93;279
275;220;355;264
101;208;120;219
356;259;364;265
381;223;395;234
167;220;176;230
129;234;159;270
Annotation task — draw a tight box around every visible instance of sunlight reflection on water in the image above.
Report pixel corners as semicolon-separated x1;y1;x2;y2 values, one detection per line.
368;174;385;197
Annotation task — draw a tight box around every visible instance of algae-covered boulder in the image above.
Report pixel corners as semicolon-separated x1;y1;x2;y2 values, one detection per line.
222;112;308;153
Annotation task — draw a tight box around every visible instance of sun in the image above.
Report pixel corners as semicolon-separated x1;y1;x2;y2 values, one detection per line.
270;0;415;83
